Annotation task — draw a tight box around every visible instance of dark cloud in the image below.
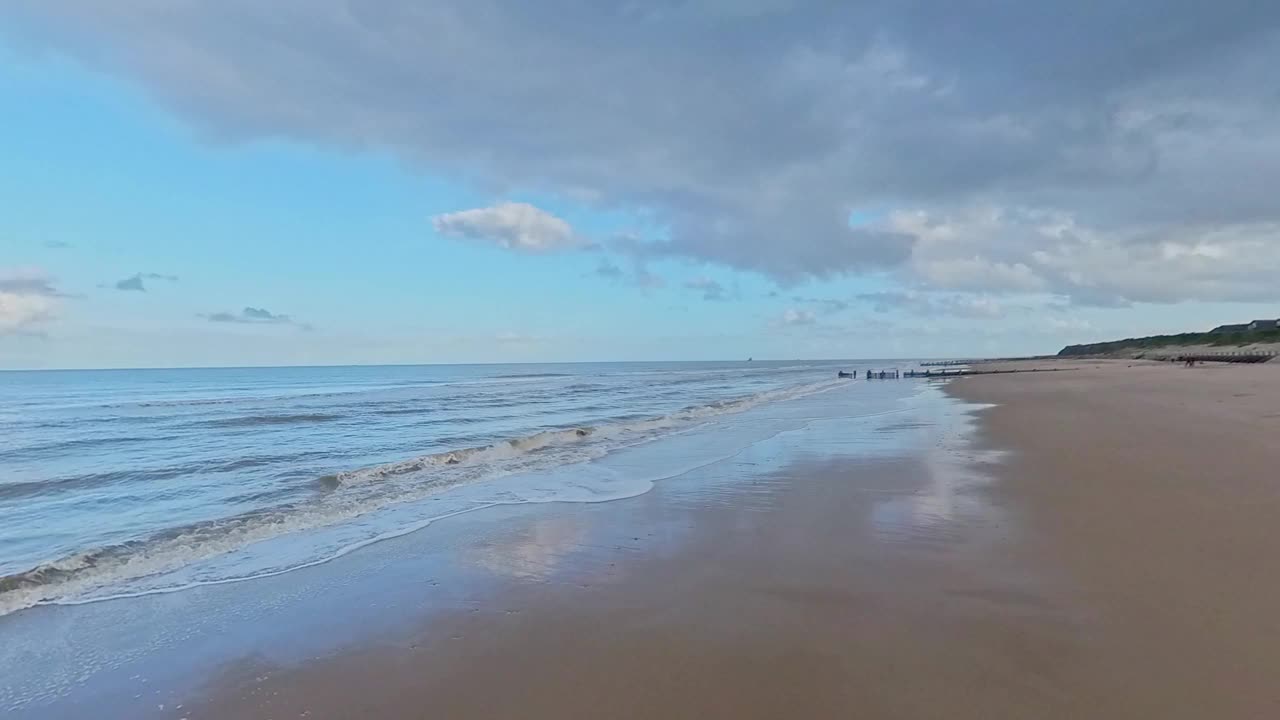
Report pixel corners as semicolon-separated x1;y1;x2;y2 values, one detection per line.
201;307;311;330
114;272;177;292
5;1;1280;300
594;260;625;280
115;275;145;292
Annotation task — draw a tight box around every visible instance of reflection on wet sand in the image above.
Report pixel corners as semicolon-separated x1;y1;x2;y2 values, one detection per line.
183;390;1086;720
467;516;589;581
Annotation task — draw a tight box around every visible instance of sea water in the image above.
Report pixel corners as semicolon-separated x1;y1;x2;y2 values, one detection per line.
0;360;912;615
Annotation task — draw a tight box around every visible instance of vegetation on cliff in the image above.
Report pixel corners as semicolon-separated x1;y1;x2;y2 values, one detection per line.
1059;330;1280;357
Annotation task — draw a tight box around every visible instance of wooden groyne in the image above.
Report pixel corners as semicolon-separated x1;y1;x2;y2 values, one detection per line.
1168;351;1276;364
844;368;1074;380
865;369;901;379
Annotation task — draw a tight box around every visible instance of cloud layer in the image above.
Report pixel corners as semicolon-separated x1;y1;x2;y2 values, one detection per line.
6;1;1280;303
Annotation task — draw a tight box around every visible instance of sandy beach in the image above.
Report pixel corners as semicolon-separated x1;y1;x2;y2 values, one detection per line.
951;359;1280;718
184;360;1280;720
9;362;1279;719
187;388;1072;720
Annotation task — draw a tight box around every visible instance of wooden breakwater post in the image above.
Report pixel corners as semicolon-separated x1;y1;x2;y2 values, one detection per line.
846;366;1079;381
864;369;901;380
1169;351;1277;365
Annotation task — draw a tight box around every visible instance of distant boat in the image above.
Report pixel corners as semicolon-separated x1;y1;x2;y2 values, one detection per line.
747;357;753;362
837;371;853;378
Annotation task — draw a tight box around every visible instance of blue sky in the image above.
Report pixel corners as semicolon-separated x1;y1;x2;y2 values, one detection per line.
2;3;1278;369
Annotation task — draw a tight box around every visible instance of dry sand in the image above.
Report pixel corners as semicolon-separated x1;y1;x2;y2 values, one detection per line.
951;358;1280;718
186;360;1280;719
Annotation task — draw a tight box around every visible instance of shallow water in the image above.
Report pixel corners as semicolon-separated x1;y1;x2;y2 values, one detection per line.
0;360;914;614
2;365;991;717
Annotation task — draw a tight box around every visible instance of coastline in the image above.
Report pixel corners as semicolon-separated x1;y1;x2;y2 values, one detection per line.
6;379;1061;718
184;383;1077;720
10;360;1278;718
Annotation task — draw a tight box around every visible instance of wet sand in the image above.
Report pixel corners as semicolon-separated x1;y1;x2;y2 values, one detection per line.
180;362;1280;718
185;390;1088;720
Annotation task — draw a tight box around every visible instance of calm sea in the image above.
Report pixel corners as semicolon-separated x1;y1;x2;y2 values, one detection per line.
0;360;911;615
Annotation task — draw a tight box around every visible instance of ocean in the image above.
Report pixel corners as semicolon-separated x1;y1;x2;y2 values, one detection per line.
0;360;903;616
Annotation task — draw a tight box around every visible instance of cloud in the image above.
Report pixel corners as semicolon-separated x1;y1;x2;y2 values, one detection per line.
594;257;664;290
683;276;727;301
856;291;1015;319
42;240;72;249
0;267;61;335
114;272;178;292
0;268;60;297
201;306;311;330
792;296;851;315
778;308;816;326
432;202;582;253
6;1;1280;296
594;260;624;280
892;207;1280;306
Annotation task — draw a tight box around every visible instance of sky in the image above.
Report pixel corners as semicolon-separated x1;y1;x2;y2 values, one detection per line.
2;1;1279;369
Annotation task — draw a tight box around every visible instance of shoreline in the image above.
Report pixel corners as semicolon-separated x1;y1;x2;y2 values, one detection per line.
9;361;1278;718
184;384;1071;719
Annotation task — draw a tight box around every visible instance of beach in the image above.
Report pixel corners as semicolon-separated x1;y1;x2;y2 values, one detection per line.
192;360;1280;719
950;359;1280;718
182;380;1069;720
5;360;1279;718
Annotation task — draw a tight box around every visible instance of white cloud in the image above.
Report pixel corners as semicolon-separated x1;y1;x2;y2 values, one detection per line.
0;267;60;335
892;205;1280;306
0;292;56;335
432;202;581;253
779;308;815;326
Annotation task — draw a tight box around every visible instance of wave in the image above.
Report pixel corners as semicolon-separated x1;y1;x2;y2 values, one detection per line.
0;451;348;502
0;433;177;461
200;413;344;428
488;372;572;379
0;377;847;617
319;427;596;488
